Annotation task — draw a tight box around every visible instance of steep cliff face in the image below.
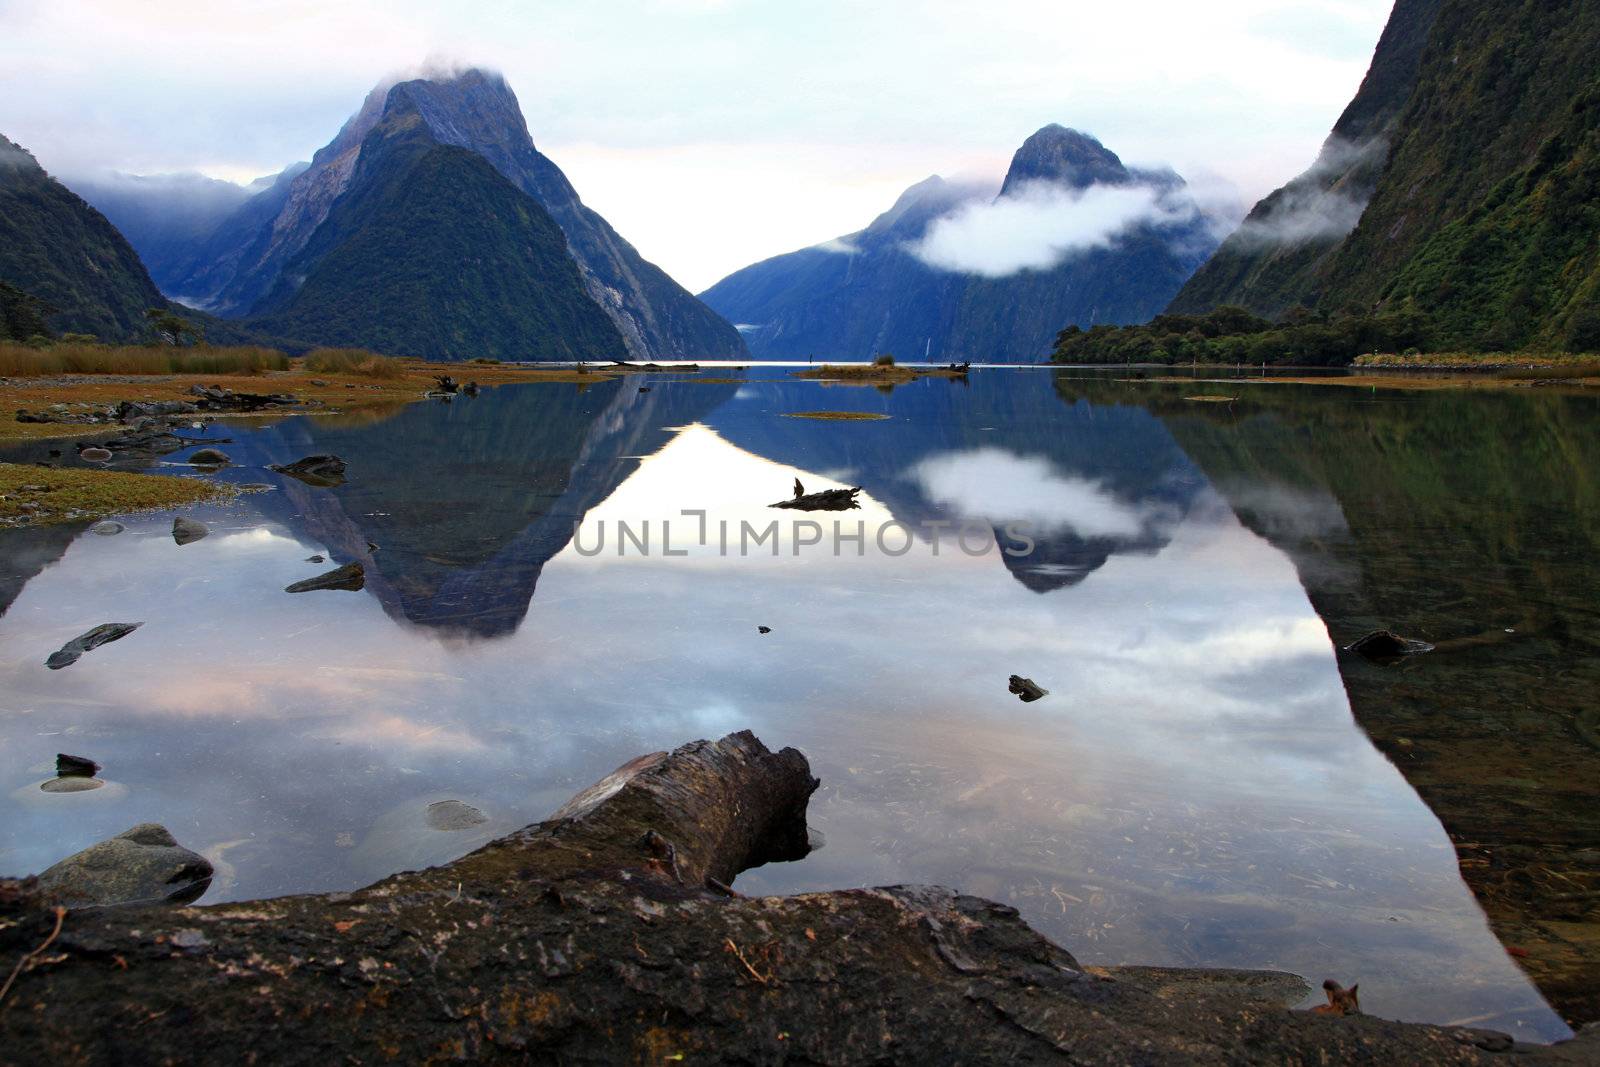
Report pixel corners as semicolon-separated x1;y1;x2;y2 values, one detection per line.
161;69;742;358
0;135;167;341
1169;0;1441;319
702;126;1216;360
1172;0;1600;351
246;98;626;362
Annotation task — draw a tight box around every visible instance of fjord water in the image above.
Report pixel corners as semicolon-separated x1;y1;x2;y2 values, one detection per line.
1;369;1593;1041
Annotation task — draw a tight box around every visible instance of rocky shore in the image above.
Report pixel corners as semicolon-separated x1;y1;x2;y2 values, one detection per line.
4;732;1595;1063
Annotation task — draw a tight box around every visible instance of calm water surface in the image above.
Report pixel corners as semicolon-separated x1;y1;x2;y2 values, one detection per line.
2;367;1592;1041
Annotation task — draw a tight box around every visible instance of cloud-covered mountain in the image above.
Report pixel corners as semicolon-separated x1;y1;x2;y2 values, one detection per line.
1170;0;1600;352
701;125;1219;361
85;68;745;360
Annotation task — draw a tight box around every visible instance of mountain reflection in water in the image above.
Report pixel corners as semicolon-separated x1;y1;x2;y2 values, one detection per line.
0;367;1588;1042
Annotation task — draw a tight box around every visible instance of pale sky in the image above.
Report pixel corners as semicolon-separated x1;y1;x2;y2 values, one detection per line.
0;0;1392;291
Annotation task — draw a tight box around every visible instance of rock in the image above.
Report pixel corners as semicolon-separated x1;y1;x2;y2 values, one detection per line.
187;447;231;467
310;378;328;386
462;381;480;397
285;561;365;593
425;800;488;831
46;621;143;669
770;486;863;511
56;753;100;776
35;823;213;906
269;454;346;488
117;399;197;422
758;625;772;634
39;777;105;794
78;446;113;463
1008;675;1049;702
172;516;208;545
90;520;123;535
1344;629;1435;662
305;554;326;563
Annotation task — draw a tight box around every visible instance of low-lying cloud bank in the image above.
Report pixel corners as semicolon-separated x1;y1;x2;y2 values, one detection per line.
1228;135;1385;248
906;180;1203;278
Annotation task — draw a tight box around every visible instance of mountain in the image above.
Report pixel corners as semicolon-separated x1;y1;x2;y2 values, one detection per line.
700;125;1218;361
0;134;166;341
161;68;743;359
697;175;982;359
65;170;270;296
245;91;626;362
1171;0;1600;352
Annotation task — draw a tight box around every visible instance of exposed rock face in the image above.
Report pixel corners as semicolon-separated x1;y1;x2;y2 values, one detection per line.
35;823;213;906
999;123;1134;194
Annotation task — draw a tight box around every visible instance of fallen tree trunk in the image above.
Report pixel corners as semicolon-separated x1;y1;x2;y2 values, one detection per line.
0;731;1589;1063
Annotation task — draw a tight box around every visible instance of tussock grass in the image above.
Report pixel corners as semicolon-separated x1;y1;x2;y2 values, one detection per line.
301;347;405;379
0;342;288;377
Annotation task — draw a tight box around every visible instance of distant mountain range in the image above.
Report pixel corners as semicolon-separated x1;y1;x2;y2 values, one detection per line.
1171;0;1600;352
701;125;1220;361
46;69;745;361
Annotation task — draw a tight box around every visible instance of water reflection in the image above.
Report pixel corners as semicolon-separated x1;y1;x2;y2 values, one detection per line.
0;368;1578;1041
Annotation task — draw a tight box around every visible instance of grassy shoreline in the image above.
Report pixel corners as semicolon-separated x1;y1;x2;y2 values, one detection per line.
0;462;241;526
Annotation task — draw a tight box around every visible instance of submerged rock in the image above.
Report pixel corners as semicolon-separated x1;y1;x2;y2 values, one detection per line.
270;454;346;488
1008;675;1049;702
35;823;213;906
426;800;488;831
172;516;208;545
39;776;106;794
187;447;231;467
78;446;113;463
285;561;365;593
46;621;143;669
1344;629;1435;662
90;520;124;535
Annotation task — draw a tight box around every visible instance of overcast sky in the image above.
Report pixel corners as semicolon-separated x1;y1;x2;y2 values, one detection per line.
0;0;1391;291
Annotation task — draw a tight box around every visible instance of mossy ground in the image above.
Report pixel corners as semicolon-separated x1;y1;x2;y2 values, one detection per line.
0;462;238;525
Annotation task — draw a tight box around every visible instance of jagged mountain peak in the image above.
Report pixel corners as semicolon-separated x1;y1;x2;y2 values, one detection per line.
1000;124;1131;195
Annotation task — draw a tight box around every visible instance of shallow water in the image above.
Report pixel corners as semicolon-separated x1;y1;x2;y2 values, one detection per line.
2;366;1593;1041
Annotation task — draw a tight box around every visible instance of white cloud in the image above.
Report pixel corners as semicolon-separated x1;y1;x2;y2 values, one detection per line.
1227;134;1384;247
908;448;1151;537
907;180;1197;277
0;0;1395;288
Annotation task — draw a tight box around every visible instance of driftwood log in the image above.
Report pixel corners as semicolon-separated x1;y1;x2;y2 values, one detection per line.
1;731;1592;1064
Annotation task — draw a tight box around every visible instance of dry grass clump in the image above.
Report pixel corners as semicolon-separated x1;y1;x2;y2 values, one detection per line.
0;342;288;377
781;411;891;420
301;347;406;379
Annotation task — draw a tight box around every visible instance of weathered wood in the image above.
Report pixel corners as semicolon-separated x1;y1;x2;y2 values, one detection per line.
0;731;1588;1064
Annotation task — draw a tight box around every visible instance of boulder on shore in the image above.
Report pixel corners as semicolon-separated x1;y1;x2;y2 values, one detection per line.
171;516;208;545
34;823;212;906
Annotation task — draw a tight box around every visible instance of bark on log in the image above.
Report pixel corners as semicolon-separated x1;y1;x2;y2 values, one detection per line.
0;731;1591;1064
